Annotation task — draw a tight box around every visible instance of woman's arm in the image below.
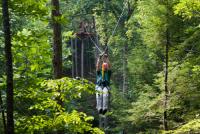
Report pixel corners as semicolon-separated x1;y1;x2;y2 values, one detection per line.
96;57;101;71
106;58;111;70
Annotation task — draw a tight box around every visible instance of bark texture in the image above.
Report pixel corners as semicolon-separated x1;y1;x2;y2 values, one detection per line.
52;0;62;79
2;0;14;133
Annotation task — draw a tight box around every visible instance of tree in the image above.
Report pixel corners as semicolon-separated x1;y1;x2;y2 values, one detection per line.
52;0;62;79
163;0;170;130
164;20;169;131
2;0;14;133
51;1;64;134
0;90;6;134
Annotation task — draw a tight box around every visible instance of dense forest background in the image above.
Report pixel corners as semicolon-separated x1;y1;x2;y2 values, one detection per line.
0;0;200;134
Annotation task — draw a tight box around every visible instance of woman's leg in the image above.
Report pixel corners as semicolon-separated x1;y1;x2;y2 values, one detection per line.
96;85;103;113
102;86;109;114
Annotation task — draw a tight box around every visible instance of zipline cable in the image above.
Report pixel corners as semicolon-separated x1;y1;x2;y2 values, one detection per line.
102;0;128;54
110;1;127;38
89;35;103;53
83;0;128;55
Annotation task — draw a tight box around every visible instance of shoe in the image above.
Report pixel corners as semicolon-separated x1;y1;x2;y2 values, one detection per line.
102;109;107;115
98;109;103;114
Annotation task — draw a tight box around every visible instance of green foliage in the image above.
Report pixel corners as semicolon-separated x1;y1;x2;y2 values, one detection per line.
116;0;200;133
15;77;103;133
109;86;131;133
10;0;49;16
134;0;167;48
174;0;200;19
12;26;51;77
163;119;200;134
16;111;103;134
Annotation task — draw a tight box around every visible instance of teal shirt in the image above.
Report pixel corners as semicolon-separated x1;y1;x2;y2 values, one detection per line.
96;70;111;86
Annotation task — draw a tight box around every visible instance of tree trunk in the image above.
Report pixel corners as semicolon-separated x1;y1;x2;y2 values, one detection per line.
163;0;170;130
2;0;14;133
163;28;170;131
0;91;6;134
81;40;84;78
71;38;74;78
51;1;63;134
75;38;78;77
52;0;62;79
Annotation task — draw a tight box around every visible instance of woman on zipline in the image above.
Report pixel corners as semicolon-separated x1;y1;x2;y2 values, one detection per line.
96;54;111;114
